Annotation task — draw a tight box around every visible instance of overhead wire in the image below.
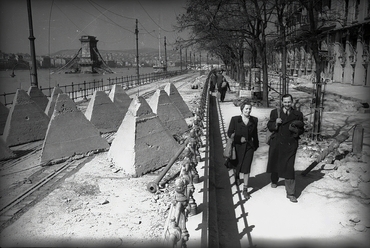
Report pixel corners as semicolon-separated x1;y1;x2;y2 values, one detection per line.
87;0;134;34
53;3;85;35
137;1;173;33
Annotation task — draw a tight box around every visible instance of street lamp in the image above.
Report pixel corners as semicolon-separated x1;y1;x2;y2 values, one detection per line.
10;61;31;78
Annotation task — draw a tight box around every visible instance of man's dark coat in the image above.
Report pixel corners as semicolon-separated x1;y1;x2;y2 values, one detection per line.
266;108;304;179
227;115;259;173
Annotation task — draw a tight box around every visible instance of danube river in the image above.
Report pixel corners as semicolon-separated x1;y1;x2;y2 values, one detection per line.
0;67;180;105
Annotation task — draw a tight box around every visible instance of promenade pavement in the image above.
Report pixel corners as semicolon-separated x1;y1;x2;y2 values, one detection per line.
324;82;370;103
212;80;369;248
184;78;369;248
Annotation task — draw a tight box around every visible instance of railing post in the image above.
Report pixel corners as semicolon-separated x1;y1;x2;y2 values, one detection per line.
71;82;74;101
83;81;87;100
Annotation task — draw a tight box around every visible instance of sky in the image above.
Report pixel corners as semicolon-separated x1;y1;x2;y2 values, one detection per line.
0;0;189;56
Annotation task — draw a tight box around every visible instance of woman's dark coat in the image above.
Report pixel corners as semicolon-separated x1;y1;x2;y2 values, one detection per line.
266;108;304;179
227;115;259;174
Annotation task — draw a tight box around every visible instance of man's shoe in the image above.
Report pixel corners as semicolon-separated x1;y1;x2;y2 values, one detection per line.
271;183;277;188
287;195;298;203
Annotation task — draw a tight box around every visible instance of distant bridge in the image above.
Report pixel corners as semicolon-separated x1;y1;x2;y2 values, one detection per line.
52;35;114;74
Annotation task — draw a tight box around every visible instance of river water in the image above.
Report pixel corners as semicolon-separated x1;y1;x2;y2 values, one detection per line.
0;67;180;105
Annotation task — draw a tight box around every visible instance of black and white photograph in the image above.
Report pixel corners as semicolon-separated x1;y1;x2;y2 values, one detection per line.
0;0;369;247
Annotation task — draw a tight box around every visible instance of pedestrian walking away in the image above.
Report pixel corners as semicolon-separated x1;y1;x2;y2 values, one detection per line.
209;70;217;93
219;77;231;102
215;70;227;101
227;100;259;200
266;94;305;203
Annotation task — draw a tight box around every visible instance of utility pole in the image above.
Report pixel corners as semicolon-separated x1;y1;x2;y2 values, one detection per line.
135;19;140;86
164;36;167;72
27;0;38;87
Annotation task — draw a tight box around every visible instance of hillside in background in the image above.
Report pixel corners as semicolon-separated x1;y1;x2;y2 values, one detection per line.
49;47;176;58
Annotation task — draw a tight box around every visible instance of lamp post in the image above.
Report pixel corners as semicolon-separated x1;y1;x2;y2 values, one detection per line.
27;0;38;88
10;61;31;89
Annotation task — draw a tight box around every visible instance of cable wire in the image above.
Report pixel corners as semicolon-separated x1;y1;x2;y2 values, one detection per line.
138;1;173;33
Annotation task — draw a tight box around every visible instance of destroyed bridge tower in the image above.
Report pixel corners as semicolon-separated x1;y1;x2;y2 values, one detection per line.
53;35;114;74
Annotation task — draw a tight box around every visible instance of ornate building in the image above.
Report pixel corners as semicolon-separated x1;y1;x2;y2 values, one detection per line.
273;0;370;86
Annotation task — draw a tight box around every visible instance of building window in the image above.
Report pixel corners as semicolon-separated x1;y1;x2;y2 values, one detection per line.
367;0;370;18
354;0;360;21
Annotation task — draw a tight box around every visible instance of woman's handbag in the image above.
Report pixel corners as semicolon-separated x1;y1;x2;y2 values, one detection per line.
223;134;236;160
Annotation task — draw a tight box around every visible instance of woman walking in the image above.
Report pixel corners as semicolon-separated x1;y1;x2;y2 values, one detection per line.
227;100;259;199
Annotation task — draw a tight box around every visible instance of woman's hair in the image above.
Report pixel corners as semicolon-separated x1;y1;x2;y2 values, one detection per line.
240;99;252;111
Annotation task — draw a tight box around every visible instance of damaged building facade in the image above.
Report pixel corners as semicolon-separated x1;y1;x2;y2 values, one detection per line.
272;0;370;86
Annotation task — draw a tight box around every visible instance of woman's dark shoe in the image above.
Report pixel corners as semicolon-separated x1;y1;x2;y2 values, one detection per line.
234;173;241;186
243;190;251;200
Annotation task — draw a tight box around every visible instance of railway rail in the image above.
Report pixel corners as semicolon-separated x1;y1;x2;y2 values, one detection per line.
0;156;90;232
0;72;201;233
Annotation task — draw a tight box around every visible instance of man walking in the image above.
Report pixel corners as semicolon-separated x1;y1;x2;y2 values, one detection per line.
216;70;228;101
266;94;304;203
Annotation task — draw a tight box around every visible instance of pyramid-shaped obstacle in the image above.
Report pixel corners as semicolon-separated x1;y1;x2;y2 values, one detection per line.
164;83;193;118
0;138;16;161
108;96;181;176
84;90;123;133
108;84;132;118
27;86;49;112
0;102;9;135
45;86;63;117
2;89;50;147
148;89;188;136
40;93;110;165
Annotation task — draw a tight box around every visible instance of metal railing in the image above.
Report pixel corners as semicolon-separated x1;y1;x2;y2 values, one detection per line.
1;70;184;106
161;72;209;248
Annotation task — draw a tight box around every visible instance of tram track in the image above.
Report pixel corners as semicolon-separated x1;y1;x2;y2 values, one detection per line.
0;157;90;232
0;72;203;233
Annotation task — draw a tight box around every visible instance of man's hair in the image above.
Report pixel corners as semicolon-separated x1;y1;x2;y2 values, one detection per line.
240;99;252;111
281;94;293;101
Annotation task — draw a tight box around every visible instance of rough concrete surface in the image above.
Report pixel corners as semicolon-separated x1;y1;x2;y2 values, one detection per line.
41;93;110;165
27;85;49;112
2;89;50;147
148;89;189;136
108;96;181;176
108;84;132;118
0;102;9;135
84;90;122;133
45;87;63;117
165;82;193;118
